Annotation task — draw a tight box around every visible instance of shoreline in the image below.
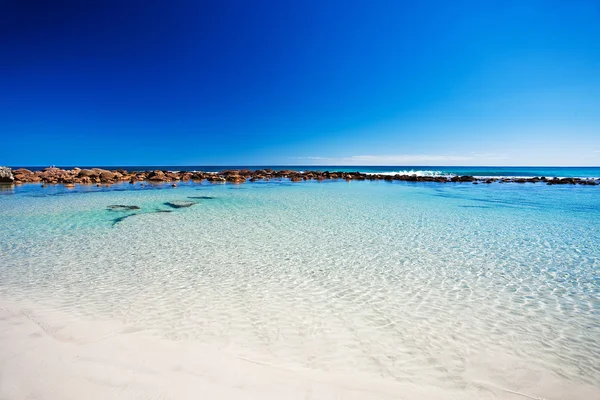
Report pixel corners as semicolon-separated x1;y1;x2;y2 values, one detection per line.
2;166;599;186
2;297;596;400
0;298;481;400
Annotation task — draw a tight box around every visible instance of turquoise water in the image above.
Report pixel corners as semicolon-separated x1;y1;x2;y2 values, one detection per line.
1;180;599;396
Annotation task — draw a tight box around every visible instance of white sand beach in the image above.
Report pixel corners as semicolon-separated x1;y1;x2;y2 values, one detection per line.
2;299;598;400
0;301;455;400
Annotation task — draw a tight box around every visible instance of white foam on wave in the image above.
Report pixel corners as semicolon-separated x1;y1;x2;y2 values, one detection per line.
364;169;450;177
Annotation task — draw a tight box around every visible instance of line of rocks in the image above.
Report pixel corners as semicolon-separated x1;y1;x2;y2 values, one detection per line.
2;167;598;186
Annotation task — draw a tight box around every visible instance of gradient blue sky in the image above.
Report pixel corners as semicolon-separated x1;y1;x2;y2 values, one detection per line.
1;0;599;166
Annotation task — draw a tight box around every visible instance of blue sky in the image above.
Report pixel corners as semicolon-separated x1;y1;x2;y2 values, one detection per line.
1;0;599;166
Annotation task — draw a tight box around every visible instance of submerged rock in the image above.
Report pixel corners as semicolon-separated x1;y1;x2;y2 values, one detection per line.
112;213;139;226
164;201;195;209
0;167;14;183
107;205;141;211
187;196;215;200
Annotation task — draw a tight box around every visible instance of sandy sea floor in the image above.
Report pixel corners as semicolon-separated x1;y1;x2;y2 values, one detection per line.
1;180;599;399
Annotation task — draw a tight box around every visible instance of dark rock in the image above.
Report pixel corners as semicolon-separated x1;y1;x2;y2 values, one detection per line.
112;213;139;226
107;205;141;211
164;201;195;209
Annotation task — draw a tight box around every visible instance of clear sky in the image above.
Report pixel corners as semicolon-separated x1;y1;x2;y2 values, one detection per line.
1;0;599;166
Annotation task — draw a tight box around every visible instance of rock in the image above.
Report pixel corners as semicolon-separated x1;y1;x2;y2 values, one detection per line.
226;175;245;183
166;172;180;181
290;176;303;182
107;205;141;211
147;170;168;181
99;171;117;182
12;168;34;182
207;175;226;183
164;201;195;209
0;167;14;183
112;213;139;227
78;169;96;177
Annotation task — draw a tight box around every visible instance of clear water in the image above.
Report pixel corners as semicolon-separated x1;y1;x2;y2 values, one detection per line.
1;180;599;395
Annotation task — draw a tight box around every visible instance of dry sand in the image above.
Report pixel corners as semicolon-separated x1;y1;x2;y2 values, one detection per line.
1;300;596;400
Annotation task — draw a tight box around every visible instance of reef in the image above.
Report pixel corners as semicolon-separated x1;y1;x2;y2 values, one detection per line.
2;167;598;186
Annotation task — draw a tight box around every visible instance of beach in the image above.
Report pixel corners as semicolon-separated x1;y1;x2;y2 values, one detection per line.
1;176;599;399
0;300;492;400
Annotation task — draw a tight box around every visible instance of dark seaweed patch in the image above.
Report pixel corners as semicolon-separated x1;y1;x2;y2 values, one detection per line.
112;213;138;226
107;205;141;211
164;201;196;209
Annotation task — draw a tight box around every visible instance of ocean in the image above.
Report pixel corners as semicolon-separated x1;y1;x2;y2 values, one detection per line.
0;175;599;399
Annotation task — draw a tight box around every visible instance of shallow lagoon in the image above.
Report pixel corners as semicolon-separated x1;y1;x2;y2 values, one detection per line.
1;180;599;398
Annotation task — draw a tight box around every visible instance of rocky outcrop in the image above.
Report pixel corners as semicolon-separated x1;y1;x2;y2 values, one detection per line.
12;168;38;183
5;167;599;186
0;167;14;183
226;175;246;183
147;170;170;182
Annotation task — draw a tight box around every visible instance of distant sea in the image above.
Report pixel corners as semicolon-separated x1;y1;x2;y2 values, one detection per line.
12;165;600;178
